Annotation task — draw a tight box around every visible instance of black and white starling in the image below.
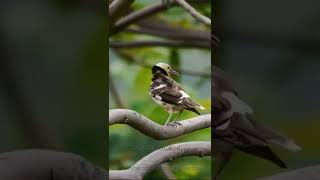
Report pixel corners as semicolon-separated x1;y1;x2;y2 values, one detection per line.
212;66;301;179
149;62;205;126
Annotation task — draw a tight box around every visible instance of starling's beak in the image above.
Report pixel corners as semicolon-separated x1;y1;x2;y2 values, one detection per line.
170;69;180;76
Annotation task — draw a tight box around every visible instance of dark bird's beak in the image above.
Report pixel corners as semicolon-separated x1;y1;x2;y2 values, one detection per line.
170;69;180;76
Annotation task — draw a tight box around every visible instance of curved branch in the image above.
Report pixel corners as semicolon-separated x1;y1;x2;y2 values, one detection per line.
109;0;135;28
109;40;210;49
109;109;211;140
111;0;209;34
175;0;211;26
109;141;211;180
111;1;171;34
0;149;106;180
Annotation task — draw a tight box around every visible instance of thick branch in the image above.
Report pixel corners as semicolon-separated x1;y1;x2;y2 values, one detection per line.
174;0;211;26
109;141;211;180
0;149;106;180
109;109;211;140
109;40;210;49
258;165;320;180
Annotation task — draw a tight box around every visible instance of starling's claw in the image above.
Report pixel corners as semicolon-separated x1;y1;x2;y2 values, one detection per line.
173;121;182;126
166;122;178;127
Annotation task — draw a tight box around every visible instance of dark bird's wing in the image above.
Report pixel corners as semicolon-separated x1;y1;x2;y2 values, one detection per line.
246;114;301;152
212;66;301;179
213;113;287;177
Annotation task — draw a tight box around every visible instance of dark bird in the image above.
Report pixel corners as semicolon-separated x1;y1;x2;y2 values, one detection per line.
149;63;205;126
212;66;301;179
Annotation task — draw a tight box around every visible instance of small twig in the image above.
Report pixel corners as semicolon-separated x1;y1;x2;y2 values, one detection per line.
126;19;211;41
109;71;127;108
174;0;211;26
160;163;177;180
109;40;210;49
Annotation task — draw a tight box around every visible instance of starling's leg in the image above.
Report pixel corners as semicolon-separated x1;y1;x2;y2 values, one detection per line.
172;110;183;125
164;112;173;126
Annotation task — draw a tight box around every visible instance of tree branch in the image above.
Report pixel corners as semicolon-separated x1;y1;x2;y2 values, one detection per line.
0;149;106;180
109;109;211;140
127;19;211;42
109;0;135;28
109;141;211;180
125;19;219;46
174;0;211;26
258;165;320;180
111;0;209;34
109;40;210;49
113;49;211;78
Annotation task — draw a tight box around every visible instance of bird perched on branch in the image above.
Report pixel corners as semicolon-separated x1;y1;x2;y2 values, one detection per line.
149;62;205;126
212;66;301;179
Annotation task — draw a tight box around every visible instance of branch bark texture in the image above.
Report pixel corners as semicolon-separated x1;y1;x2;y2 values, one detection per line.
109;141;211;180
109;109;211;140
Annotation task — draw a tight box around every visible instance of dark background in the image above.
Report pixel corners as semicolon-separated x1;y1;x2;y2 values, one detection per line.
0;0;107;168
214;0;320;179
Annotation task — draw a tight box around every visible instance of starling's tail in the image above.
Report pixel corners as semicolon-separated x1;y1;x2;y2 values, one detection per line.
185;108;201;115
197;104;205;110
183;98;205;110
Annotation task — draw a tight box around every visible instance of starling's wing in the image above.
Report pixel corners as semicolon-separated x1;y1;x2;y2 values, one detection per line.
150;81;182;106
